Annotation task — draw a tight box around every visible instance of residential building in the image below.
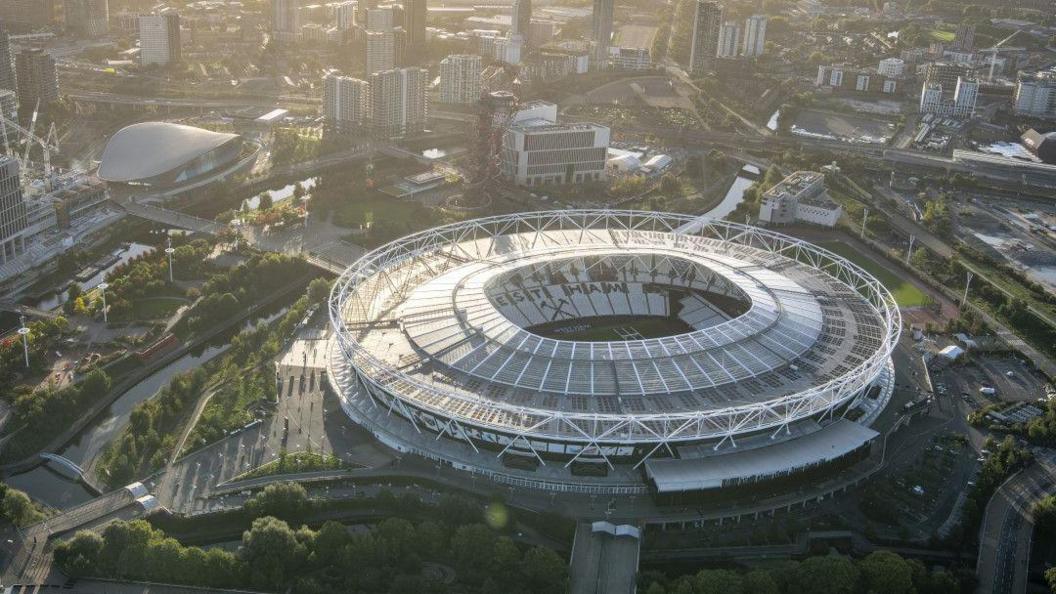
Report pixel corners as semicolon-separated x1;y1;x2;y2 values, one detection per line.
742;15;767;57
717;21;741;58
272;0;300;42
954;23;975;51
495;35;523;65
877;57;904;78
953;76;978;117
366;30;396;74
366;5;396;30
14;50;59;108
919;76;978;117
512;0;532;45
0;27;15;96
139;11;182;66
815;64;899;94
1014;70;1056;118
502;103;610;186
439;54;482;104
64;0;110;37
591;0;614;64
688;0;722;76
923;62;970;93
919;83;944;113
333;1;357;29
758;171;841;228
404;0;427;60
324;74;369;130
370;67;428;138
0;156;26;265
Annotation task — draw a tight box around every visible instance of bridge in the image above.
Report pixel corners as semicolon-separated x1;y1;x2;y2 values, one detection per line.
39;453;102;494
0;300;61;319
121;201;222;234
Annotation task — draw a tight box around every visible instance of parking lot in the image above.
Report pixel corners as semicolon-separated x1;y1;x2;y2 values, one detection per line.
936;353;1048;411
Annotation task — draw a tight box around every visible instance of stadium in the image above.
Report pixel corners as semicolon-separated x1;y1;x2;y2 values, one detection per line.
327;211;900;497
97;122;251;188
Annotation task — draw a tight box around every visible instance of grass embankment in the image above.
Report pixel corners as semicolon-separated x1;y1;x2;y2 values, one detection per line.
817;241;929;307
231;451;352;482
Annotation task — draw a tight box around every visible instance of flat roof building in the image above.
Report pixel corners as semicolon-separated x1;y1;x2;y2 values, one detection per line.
758;170;842;227
502;108;610;186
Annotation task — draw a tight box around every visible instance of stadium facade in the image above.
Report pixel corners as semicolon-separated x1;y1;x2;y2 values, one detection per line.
327;211;899;496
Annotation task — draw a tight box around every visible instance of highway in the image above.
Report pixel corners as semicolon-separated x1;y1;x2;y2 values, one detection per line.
976;450;1056;594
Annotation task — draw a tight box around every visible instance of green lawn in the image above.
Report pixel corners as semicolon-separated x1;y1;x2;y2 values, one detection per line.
817;241;930;307
132;297;188;320
929;30;955;42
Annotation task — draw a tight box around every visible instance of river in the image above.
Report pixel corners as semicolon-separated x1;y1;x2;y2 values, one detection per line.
704;165;760;220
27;242;154;312
5;306;292;509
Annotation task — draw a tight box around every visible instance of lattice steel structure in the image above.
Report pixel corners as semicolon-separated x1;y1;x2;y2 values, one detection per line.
328;211;900;469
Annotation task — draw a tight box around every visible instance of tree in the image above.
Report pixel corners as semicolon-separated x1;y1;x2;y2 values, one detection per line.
789;555;860;594
520;546;568;594
743;570;779;594
660;174;682;196
306;277;332;305
1033;495;1056;538
244;482;310;521
1;488;41;527
859;550;914;594
53;530;103;576
1045;567;1056;594
259;192;274;211
240;516;304;590
693;569;744;594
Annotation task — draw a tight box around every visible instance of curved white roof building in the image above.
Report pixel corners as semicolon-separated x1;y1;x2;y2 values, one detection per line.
328;211;900;495
98;122;244;187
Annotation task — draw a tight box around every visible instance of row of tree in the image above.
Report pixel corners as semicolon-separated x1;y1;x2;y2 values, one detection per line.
99;286;322;488
180;252;308;335
56;483;568;594
2;369;112;462
95;367;208;488
641;550;972;594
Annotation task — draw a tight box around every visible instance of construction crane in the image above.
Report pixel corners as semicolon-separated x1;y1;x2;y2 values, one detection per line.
0;100;61;188
979;29;1025;82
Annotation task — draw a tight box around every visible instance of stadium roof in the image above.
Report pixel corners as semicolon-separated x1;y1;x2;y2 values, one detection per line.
331;211;900;446
98;122;241;183
644;419;878;492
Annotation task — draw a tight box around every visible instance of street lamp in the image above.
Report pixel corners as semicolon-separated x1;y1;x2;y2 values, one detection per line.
17;314;30;368
165;236;175;283
98;282;109;324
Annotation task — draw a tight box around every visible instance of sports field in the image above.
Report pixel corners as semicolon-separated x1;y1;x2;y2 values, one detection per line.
530;315;693;341
818;241;929;307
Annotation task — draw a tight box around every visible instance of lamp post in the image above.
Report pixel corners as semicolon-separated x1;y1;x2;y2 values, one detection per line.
17;314;29;368
165;237;175;283
98;282;109;324
961;270;974;311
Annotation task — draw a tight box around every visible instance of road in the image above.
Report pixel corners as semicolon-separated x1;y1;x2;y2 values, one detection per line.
976;450;1056;594
853;182;1056;379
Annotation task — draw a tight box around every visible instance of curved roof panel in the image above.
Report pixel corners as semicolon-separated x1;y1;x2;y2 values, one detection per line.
98;122;240;182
